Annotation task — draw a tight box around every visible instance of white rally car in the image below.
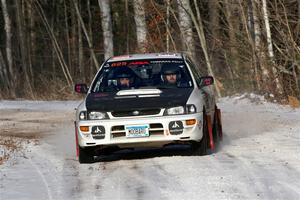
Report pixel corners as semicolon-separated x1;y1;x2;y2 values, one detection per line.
74;53;222;163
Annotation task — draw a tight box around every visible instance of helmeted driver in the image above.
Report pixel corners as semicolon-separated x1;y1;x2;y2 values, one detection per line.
161;64;181;86
115;68;134;89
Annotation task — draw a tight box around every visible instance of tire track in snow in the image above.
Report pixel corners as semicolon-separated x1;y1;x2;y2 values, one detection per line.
28;158;53;200
70;152;186;200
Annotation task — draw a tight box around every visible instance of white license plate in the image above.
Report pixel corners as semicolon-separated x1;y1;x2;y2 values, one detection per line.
125;124;150;138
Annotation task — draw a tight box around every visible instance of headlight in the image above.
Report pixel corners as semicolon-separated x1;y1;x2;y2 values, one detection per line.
164;105;197;115
88;111;107;120
165;106;185;115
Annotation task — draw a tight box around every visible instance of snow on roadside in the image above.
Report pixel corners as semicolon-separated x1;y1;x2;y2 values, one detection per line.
0;100;80;111
0;136;30;165
0;95;300;200
217;94;300;199
0;100;80;165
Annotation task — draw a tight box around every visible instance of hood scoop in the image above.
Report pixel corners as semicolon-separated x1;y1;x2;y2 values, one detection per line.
116;89;162;97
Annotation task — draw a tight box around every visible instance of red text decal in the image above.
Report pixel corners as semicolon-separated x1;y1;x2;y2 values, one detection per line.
128;61;149;65
111;62;127;67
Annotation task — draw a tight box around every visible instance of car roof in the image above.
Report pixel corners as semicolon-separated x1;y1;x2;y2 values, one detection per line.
108;52;184;62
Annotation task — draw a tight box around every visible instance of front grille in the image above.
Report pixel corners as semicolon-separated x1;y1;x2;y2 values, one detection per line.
111;125;125;138
111;123;164;138
149;123;164;136
111;109;161;117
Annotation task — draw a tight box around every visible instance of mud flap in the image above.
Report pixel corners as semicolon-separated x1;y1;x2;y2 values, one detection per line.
74;121;79;157
206;115;215;150
216;108;223;140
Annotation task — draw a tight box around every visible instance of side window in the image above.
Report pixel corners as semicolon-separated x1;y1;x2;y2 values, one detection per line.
186;59;202;87
90;65;107;93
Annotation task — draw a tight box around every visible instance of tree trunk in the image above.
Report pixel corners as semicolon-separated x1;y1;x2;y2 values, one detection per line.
150;0;177;52
224;0;239;78
262;0;283;94
51;1;56;79
133;0;147;52
166;0;170;52
34;0;73;86
123;0;129;54
0;50;10;90
208;0;221;71
70;2;77;77
239;0;261;90
15;0;34;98
297;0;300;39
177;0;196;62
64;0;72;72
98;0;114;60
1;0;15;94
77;0;84;80
87;0;94;78
292;63;300;93
26;0;34;82
125;0;129;54
186;0;221;97
252;0;270;89
73;0;99;69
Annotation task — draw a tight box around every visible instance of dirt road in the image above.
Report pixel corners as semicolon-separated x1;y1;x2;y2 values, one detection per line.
0;96;300;200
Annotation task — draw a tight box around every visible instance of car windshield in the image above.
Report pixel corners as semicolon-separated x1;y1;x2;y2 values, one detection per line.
91;59;193;93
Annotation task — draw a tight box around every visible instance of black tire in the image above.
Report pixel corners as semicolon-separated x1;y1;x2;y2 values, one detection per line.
78;147;94;164
191;113;208;156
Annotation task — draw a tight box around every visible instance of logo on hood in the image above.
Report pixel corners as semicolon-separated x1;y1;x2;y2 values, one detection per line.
132;110;139;116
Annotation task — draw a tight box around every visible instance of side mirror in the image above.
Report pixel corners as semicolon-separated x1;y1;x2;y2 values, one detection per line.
199;76;214;88
75;83;88;94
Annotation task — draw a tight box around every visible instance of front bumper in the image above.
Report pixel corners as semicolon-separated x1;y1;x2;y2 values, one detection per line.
76;113;203;148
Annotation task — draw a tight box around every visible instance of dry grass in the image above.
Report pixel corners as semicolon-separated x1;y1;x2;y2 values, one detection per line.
0;136;26;165
288;96;300;109
0;76;82;100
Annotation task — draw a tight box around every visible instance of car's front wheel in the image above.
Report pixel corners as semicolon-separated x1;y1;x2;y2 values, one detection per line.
191;112;208;156
78;147;94;164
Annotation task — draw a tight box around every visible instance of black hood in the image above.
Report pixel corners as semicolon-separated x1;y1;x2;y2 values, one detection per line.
85;88;193;112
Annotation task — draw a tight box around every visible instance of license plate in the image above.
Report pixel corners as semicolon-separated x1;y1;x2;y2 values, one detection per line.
125;124;150;138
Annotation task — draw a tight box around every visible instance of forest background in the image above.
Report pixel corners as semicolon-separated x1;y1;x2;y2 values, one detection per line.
0;0;299;102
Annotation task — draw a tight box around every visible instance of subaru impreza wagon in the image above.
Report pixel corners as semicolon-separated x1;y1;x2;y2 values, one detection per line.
74;53;222;163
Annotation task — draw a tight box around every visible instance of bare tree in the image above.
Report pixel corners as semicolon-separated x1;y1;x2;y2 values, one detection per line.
185;0;221;97
87;0;94;77
166;0;170;52
26;0;35;80
297;0;300;39
1;0;14;93
237;0;261;90
0;0;298;99
15;0;34;98
64;0;72;71
34;0;73;86
133;0;147;52
252;0;270;90
73;0;99;69
262;0;283;94
77;0;84;79
70;1;77;77
224;0;239;90
177;0;195;62
150;0;177;52
0;50;10;90
98;0;114;60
